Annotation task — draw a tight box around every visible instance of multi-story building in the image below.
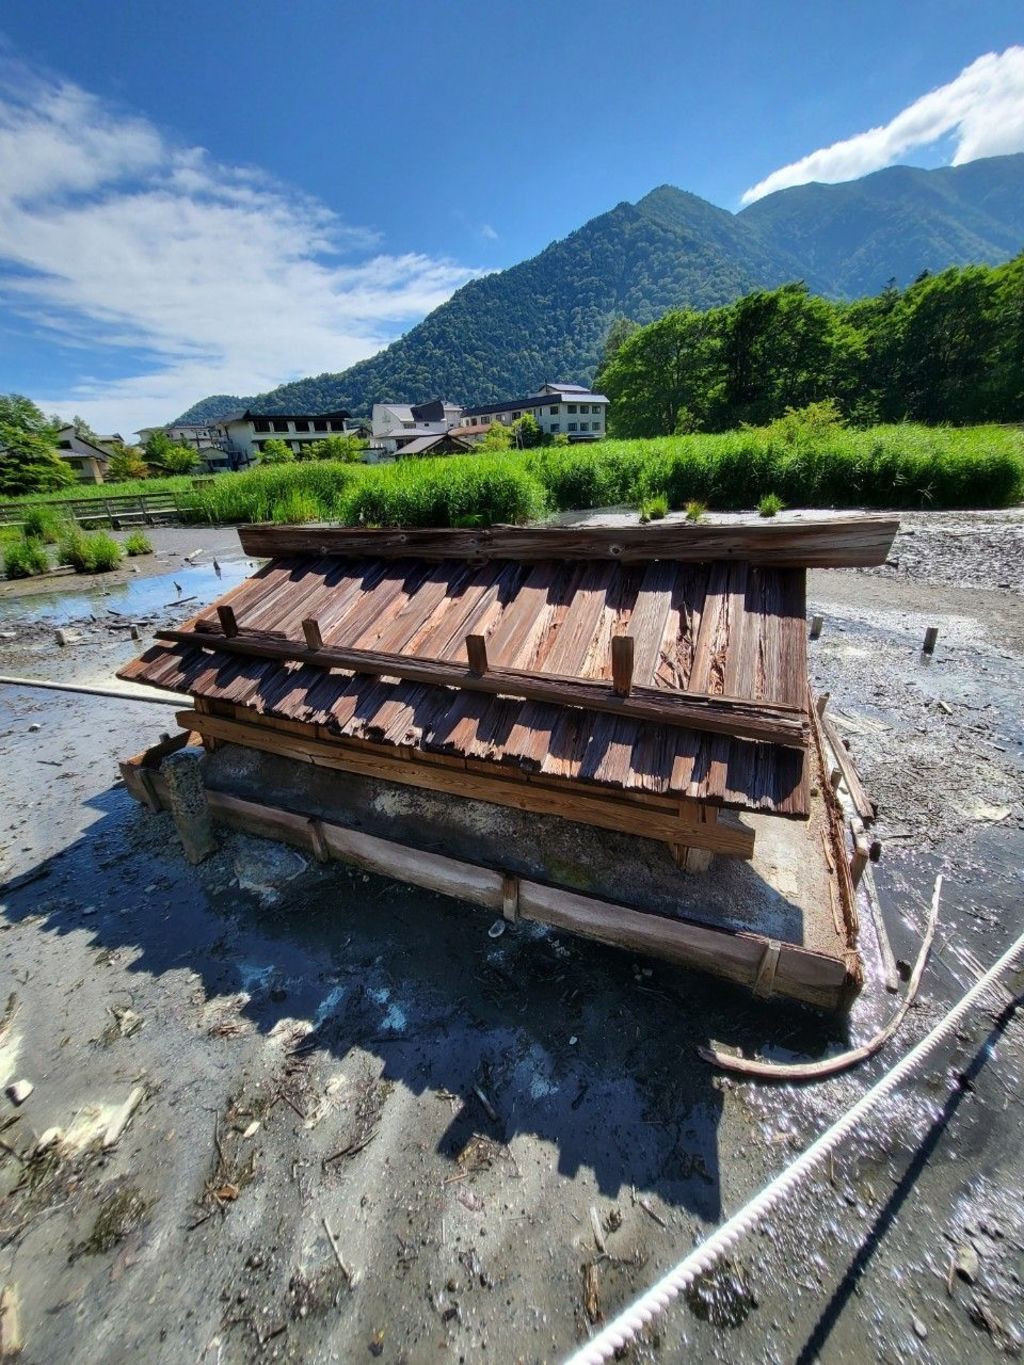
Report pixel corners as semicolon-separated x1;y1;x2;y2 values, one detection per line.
458;382;608;441
135;421;229;452
54;425;112;483
216;409;352;461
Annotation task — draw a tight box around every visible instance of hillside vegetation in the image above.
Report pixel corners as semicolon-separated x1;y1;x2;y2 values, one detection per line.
176;154;1024;423
600;255;1024;435
175;421;1024;529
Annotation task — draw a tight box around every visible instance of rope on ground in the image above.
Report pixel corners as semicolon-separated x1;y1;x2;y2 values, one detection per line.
699;874;942;1081
565;880;1024;1365
0;674;184;707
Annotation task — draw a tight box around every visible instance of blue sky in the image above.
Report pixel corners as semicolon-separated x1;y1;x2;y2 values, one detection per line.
0;0;1021;433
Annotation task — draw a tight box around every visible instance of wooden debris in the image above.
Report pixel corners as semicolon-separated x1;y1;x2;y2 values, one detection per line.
0;1284;21;1358
102;1085;145;1149
922;626;939;655
4;1081;32;1107
322;1215;359;1286
473;1086;499;1123
590;1205;606;1254
582;1261;602;1324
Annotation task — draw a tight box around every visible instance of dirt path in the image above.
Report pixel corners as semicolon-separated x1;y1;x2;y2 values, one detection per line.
0;515;1021;1363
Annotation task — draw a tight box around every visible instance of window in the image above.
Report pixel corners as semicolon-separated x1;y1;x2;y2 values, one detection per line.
592;405;601;414
567;404;577;414
294;419;309;432
314;419;328;432
329;419;344;431
549;406;559;415
253;419;270;433
568;422;578;432
549;423;560;433
512;411;521;420
272;419;288;433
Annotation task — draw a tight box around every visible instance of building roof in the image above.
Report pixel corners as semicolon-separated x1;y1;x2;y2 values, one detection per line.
396;433;473;455
55;427;112;462
462;389;608;418
118;519;899;818
239;409;351;423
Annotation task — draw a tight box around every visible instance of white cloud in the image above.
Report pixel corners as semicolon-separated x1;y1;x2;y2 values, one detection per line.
480;223;499;241
741;46;1024;205
0;56;481;432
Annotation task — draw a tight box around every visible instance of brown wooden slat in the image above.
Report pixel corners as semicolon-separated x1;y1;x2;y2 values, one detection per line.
238;518;900;568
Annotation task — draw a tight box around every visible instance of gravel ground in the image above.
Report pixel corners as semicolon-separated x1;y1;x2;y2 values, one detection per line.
0;514;1021;1364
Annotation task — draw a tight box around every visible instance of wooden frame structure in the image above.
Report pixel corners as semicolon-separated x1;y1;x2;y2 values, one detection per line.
118;517;897;1006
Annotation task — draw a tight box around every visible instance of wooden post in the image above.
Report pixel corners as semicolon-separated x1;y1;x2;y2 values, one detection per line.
816;691;830;717
922;626;938;655
611;636;635;697
466;634;488;676
217;605;239;638
809;615;824;640
302;617;323;651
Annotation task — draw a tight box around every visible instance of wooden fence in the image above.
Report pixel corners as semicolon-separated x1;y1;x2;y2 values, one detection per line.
0;481;214;529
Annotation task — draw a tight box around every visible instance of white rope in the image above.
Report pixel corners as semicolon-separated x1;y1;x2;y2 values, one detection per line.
567;890;1024;1365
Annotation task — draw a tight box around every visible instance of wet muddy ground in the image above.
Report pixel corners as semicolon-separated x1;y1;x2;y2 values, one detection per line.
0;513;1022;1363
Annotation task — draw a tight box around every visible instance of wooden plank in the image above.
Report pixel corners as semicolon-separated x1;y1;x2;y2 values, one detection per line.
237;518;901;569
611;636;635;697
154;625;808;747
821;712;875;823
176;709;756;857
141;787;849;1009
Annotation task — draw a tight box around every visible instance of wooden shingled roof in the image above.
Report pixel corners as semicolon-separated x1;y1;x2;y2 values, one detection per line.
120;518;898;819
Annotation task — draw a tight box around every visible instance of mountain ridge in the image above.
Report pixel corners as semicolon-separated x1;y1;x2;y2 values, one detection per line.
176;153;1024;423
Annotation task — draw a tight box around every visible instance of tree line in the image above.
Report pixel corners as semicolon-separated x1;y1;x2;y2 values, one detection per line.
597;256;1024;437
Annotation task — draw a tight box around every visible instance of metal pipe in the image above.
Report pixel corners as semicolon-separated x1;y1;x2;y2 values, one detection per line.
0;674;185;707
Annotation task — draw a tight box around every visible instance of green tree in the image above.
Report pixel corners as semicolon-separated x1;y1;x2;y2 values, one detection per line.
73;414;99;441
299;433;365;462
144;429;174;464
0;393;73;496
593;316;639;389
106;444;150;482
478;421;513;451
601;309;721;437
159;445;200;474
510;412;541;447
257;437;294;464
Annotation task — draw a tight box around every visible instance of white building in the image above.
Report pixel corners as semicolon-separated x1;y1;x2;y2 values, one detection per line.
53;425;112;483
459;382;608;441
371;399;463;456
214;409;353;462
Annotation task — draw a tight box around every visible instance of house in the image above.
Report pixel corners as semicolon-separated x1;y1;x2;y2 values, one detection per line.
54;425;112;483
459;381;608;441
136;422;230;452
217;410;352;461
371;399;463;455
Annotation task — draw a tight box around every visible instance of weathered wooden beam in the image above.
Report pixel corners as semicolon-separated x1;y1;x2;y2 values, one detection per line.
821;712;875;823
611;635;634;698
302;617;323;651
175;708;757;858
465;633;488;676
154;624;808;748
216;605;238;638
237;517;900;569
126;784;851;1010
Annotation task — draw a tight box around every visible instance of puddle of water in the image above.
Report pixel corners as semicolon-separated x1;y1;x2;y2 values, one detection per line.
0;558;255;626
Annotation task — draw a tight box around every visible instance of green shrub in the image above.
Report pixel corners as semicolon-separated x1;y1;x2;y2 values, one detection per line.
685;499;707;522
123;530;153;555
57;526;122;572
3;535;49;578
337;454;547;527
758;492;785;517
21;504;67;542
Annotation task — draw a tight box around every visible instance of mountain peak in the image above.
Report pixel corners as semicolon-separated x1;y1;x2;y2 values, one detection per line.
175;154;1024;425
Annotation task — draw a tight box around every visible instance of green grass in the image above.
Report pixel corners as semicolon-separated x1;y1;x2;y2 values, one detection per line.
2;474;198;505
3;536;50;578
57;526;122;573
167;422;1024;529
123;530;153;556
758;492;785;517
21;504;70;541
637;493;669;523
684;499;707;523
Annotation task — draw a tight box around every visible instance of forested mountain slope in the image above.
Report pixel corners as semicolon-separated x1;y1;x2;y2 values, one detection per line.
176;154;1024;422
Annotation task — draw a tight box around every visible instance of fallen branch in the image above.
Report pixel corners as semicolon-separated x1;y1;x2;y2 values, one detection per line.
699;874;942;1081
